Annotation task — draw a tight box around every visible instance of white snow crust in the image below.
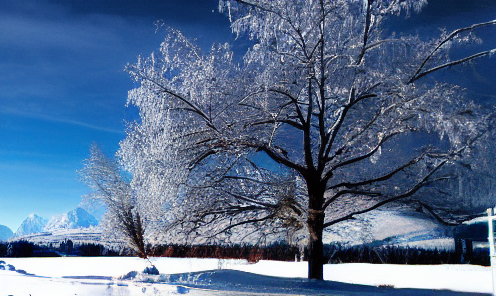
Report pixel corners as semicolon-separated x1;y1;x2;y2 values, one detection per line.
0;257;492;295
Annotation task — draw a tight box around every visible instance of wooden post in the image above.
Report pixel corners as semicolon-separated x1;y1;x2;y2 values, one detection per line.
488;208;495;296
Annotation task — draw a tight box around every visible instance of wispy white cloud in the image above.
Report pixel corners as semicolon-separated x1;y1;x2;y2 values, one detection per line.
0;106;125;134
54;117;125;134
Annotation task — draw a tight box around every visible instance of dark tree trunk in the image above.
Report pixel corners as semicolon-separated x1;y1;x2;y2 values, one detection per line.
308;213;324;280
307;180;325;280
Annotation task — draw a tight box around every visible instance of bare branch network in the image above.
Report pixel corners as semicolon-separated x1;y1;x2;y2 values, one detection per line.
82;0;496;280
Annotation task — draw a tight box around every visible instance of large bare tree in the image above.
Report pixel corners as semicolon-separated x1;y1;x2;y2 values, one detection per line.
120;0;496;279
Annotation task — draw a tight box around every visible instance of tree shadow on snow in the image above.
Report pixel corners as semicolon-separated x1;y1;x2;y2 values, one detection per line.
159;269;488;296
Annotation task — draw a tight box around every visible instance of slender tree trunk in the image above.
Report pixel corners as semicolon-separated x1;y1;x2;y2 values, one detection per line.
307;182;325;280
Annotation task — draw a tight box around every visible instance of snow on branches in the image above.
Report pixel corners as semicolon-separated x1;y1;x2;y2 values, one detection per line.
118;0;495;279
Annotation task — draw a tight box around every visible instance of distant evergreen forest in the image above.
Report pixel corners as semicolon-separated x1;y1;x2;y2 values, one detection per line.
0;241;489;266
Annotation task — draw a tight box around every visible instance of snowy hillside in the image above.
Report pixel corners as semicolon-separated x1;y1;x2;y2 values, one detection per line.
14;214;47;237
0;225;13;241
322;209;454;249
9;228;104;246
45;207;98;231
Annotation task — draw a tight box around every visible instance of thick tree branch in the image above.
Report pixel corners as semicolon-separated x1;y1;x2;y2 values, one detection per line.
250;118;304;130
323;189;382;210
218;188;278;209
330;131;400;172
418;201;485;226
356;0;373;65
326;151;429;187
323;126;489;228
324;92;378;161
257;145;307;174
208;213;277;238
409;19;496;83
409;49;496;83
323;160;444;228
138;74;217;131
304;79;315;170
268;88;307;126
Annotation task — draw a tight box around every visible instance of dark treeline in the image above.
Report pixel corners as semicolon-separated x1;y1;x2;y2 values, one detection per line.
0;240;118;257
0;241;58;257
323;244;489;266
77;243;120;256
0;241;489;266
147;242;299;263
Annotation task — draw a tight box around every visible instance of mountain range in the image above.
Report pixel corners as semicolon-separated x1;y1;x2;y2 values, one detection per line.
45;207;99;231
13;208;99;238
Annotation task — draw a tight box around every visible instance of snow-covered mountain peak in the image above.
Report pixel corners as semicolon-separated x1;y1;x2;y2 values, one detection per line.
14;214;47;237
45;207;98;231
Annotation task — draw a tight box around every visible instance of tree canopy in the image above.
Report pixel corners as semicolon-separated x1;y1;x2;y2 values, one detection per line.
115;0;496;279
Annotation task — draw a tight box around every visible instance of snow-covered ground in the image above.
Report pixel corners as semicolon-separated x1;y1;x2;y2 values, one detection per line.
0;257;492;295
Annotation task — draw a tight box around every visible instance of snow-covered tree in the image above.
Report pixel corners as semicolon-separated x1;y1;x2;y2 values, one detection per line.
121;0;496;279
79;144;148;258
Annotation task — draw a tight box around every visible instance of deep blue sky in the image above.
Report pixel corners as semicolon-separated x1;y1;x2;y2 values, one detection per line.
0;0;231;231
0;0;495;232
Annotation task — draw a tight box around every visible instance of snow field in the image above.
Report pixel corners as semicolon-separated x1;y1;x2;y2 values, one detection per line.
0;257;493;295
232;261;492;293
2;257;247;278
324;263;491;294
0;269;119;296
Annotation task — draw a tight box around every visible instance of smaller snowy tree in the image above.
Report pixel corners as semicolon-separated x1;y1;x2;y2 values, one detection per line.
79;144;148;259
